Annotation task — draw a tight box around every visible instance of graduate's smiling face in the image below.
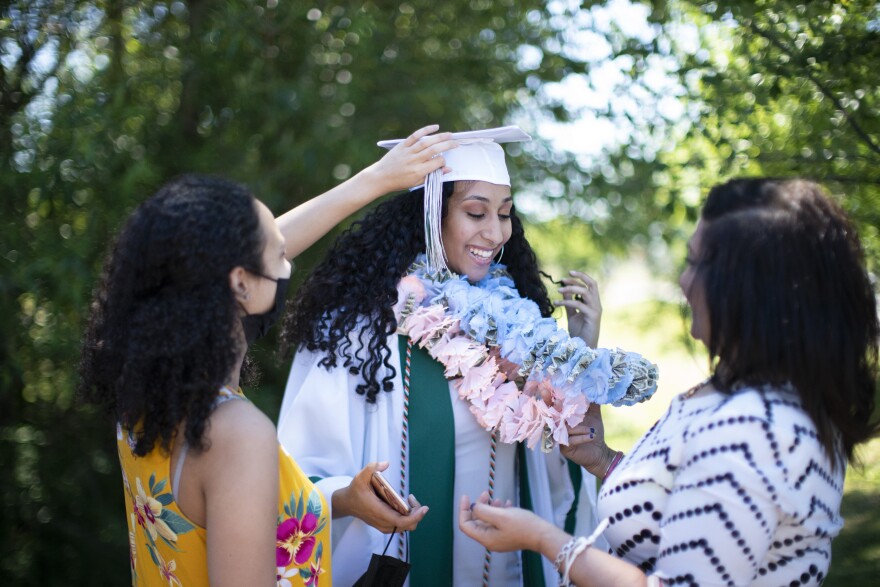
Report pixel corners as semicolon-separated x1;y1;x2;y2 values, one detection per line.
441;180;513;283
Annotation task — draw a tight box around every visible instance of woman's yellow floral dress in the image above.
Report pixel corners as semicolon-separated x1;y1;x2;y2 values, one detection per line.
117;387;331;586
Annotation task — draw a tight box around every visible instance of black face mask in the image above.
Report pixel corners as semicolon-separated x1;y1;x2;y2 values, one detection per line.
240;274;290;344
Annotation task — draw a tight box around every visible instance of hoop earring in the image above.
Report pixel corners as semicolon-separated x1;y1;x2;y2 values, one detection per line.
495;245;504;263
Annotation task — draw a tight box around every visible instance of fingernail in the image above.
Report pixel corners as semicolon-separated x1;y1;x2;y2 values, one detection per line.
470;502;476;511
570;270;576;275
590;427;595;434
589;433;595;439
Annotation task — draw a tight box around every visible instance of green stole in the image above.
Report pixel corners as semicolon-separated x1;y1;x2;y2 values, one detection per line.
399;336;548;587
401;336;455;586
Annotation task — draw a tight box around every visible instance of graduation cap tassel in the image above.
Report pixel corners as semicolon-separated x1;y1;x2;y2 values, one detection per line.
423;168;449;274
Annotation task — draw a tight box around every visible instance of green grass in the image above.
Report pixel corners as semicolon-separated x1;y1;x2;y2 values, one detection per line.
588;294;880;586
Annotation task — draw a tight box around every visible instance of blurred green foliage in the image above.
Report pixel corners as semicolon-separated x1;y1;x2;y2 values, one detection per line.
1;0;878;585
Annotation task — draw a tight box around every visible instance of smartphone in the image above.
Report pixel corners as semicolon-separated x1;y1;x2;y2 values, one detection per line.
370;471;412;515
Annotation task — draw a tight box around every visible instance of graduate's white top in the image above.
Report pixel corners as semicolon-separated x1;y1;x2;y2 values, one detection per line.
278;332;603;587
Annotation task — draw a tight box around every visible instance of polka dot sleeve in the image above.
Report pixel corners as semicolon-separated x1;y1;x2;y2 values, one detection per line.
598;388;844;587
652;408;781;586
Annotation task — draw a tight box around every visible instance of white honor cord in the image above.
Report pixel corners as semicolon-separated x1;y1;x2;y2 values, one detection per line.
555;517;610;587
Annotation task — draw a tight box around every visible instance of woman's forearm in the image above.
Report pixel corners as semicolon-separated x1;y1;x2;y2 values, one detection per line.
276;124;456;259
276;166;390;260
534;524;647;587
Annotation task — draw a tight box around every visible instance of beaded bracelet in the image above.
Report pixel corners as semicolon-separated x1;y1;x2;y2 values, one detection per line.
554;536;589;586
554;518;610;586
603;450;624;481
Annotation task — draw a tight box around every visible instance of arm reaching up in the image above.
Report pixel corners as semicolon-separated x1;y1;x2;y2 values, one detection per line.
277;124;457;259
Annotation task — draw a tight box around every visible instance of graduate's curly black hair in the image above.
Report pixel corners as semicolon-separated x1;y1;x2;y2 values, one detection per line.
282;182;552;403
79;175;265;456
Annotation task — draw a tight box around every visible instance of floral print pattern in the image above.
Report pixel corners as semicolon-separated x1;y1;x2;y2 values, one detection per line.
118;388;330;586
129;513;138;581
276;513;318;566
135;477;179;543
277;487;327;585
305;555;324;587
277;566;298;587
153;549;183;587
118;440;199;586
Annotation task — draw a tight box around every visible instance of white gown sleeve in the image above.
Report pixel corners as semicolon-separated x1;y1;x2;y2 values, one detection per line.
277;341;405;587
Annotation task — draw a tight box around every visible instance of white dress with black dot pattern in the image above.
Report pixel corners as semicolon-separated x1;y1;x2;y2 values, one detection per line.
597;386;844;587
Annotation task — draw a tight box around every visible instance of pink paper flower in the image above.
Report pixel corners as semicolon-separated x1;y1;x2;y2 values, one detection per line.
546;393;589;445
393;275;427;323
478;380;520;429
522;377;556;406
431;336;486;378
489;347;521;381
501;395;547;448
404;305;454;345
454;355;498;400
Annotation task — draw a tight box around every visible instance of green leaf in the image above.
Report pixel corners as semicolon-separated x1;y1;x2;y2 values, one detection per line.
146;544;160;567
159;534;185;552
295;493;305;520
152;479;167;495
306;489;323;519
160;509;195;535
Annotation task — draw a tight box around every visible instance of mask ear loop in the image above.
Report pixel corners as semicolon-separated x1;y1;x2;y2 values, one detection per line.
382;530;396;555
381;528;408;562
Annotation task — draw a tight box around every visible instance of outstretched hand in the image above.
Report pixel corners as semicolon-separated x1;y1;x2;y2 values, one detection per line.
555;270;602;348
366;124;458;195
334;461;429;534
458;492;551;553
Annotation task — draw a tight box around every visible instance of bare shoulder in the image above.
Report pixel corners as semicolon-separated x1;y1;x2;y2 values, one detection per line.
202;399;278;469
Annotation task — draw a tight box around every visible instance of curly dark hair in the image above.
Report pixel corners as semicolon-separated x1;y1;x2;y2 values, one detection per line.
79;175;265;456
699;178;879;466
282;182;552;403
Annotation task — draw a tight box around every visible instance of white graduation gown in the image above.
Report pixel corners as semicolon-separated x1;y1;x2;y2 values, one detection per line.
278;333;603;586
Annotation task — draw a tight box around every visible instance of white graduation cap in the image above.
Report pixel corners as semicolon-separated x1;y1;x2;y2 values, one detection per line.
377;125;532;273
